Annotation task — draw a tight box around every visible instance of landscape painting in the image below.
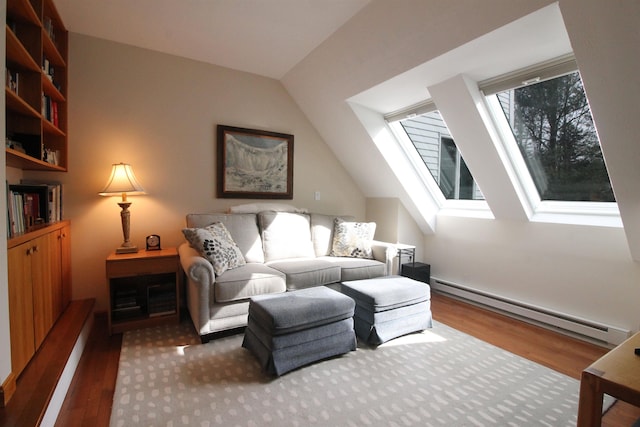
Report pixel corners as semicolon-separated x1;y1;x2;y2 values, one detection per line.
217;125;294;199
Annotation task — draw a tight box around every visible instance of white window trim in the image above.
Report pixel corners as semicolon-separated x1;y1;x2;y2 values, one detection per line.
482;69;621;228
388;114;491;216
388;119;446;208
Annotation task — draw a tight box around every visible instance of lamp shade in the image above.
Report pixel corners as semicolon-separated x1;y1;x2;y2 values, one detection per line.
99;163;146;197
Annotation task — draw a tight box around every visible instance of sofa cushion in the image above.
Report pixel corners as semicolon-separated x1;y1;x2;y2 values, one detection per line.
259;211;315;262
318;256;385;281
182;223;246;276
311;214;355;257
266;258;341;290
186;213;264;263
215;263;286;303
330;218;376;259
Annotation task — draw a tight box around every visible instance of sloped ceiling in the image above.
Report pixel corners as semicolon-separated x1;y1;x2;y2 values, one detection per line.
53;0;640;261
54;0;370;79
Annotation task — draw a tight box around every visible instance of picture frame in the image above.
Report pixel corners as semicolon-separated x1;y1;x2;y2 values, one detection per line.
217;125;294;199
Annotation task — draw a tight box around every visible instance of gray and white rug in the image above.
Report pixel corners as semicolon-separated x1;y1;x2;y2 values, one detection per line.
110;320;612;426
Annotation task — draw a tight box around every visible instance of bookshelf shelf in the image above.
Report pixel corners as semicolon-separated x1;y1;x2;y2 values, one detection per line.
6;0;68;172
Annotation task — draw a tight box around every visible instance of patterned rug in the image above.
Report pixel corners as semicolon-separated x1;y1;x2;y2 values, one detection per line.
110;320;613;426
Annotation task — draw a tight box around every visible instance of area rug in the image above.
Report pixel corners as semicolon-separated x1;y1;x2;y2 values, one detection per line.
110;320;613;426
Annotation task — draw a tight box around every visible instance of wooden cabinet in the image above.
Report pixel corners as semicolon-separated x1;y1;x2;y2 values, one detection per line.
4;0;71;385
7;221;71;377
7;242;35;377
6;0;68;171
106;248;182;335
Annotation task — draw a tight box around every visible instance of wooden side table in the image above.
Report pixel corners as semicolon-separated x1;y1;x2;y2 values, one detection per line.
106;247;182;335
577;331;640;426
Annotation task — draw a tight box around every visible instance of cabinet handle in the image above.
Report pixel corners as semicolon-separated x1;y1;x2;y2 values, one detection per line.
32;245;39;253
26;248;32;255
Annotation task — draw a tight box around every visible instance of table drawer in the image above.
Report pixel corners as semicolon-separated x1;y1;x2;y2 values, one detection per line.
106;257;178;277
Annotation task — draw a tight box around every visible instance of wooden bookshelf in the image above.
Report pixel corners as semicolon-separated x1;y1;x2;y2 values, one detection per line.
6;0;68;171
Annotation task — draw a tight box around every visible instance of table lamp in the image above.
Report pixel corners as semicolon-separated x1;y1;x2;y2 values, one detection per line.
99;162;146;254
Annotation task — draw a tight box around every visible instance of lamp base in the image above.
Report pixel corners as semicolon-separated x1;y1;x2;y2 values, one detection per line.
116;245;138;254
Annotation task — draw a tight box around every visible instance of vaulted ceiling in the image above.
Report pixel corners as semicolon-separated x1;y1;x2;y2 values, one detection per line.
54;0;640;262
54;0;370;79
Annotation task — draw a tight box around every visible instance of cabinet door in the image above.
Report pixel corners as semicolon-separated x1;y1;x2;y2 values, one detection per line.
60;223;71;309
32;233;60;348
7;243;35;377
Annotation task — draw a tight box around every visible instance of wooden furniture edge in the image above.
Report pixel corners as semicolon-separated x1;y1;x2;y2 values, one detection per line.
0;372;17;408
0;299;95;425
7;220;70;249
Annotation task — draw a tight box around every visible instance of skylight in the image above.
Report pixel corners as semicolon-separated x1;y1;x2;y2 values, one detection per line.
396;111;484;201
489;71;614;203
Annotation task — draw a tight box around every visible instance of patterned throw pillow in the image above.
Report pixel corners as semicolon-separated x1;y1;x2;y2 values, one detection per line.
330;218;376;259
182;222;246;276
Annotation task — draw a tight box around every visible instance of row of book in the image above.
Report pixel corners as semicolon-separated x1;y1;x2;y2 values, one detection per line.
7;182;63;238
148;284;177;317
112;288;141;321
42;94;60;127
112;284;177;321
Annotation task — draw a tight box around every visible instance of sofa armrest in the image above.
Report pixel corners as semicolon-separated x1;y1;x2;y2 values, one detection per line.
178;242;215;334
179;242;215;286
371;240;398;276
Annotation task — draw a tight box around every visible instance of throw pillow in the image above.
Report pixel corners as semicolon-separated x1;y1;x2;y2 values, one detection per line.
330;218;376;259
182;222;246;276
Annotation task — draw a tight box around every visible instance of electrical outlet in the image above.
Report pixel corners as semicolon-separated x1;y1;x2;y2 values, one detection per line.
314;191;321;201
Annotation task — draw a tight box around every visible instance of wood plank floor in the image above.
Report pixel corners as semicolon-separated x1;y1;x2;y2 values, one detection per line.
55;293;640;426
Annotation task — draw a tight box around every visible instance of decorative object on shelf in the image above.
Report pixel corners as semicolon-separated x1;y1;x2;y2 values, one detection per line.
146;234;161;251
99;163;146;254
217;125;294;199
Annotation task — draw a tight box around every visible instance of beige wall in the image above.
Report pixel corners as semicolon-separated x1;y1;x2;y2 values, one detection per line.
20;33;366;312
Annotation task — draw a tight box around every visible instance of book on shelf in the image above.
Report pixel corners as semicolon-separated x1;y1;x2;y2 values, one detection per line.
7;182;63;237
41;95;59;126
20;179;63;224
147;283;177;316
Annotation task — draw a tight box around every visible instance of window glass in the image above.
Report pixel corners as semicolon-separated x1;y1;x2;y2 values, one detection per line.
495;71;614;202
399;111;484;200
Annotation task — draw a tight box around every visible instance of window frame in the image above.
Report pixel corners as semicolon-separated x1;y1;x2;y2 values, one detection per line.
480;57;620;226
387;107;491;215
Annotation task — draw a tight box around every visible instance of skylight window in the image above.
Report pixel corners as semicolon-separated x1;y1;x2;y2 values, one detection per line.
396;111;484;201
486;66;615;203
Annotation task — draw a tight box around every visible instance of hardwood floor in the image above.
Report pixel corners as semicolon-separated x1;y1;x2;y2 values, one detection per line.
54;314;121;427
55;293;640;426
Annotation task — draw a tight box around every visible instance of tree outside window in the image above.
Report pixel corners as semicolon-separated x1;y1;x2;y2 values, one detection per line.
497;72;615;202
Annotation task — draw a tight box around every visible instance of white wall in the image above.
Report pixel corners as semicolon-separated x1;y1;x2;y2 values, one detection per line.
283;0;640;333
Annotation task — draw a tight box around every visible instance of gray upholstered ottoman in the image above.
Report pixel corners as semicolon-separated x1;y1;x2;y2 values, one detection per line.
340;275;432;345
242;286;356;376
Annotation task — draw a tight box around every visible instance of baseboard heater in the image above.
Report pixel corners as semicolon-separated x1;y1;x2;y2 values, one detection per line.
431;277;630;346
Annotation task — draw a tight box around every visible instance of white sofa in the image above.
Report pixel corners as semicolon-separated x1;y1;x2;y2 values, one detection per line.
178;210;396;342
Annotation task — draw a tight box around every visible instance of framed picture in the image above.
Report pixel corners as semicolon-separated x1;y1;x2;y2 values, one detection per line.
217;125;294;199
